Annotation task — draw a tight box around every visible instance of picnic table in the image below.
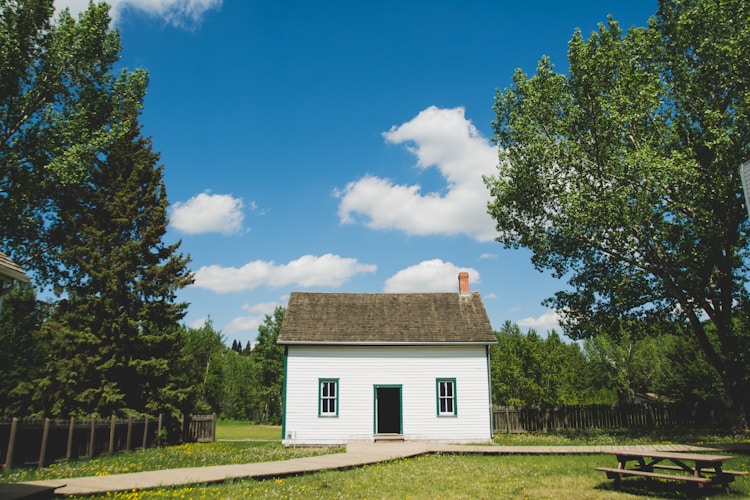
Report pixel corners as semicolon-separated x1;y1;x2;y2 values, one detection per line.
596;450;747;493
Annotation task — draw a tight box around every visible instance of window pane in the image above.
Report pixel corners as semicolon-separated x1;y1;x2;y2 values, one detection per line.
438;380;455;415
320;380;337;416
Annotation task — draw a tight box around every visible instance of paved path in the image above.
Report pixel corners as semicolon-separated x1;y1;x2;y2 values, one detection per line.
2;442;745;498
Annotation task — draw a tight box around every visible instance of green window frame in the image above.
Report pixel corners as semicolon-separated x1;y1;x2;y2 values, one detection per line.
436;378;457;416
319;379;339;417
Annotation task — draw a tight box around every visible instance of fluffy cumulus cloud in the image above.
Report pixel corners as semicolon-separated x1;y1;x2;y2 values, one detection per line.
224;301;281;334
170;191;245;235
193;254;377;293
336;106;498;242
516;310;561;333
54;0;221;26
384;259;479;293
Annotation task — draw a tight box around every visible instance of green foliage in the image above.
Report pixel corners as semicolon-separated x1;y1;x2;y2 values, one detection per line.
251;307;285;423
177;310;286;423
486;0;750;424
178;319;229;414
0;1;149;283
28;103;193;417
0;284;48;416
583;328;670;404
490;321;606;406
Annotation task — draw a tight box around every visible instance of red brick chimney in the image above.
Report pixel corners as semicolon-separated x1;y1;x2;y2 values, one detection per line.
458;272;470;294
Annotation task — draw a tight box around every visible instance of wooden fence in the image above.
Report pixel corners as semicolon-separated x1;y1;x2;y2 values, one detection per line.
1;413;215;470
182;414;216;443
493;403;721;433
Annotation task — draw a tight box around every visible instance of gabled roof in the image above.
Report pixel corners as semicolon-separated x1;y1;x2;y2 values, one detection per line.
278;291;496;345
0;250;29;283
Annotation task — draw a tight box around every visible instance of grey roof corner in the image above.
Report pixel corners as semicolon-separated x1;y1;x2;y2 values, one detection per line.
0;250;30;284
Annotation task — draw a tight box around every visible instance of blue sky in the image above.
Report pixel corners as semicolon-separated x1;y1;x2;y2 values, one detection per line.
57;0;658;346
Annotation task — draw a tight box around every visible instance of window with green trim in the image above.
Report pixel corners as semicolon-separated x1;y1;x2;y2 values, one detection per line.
436;379;457;416
319;379;338;417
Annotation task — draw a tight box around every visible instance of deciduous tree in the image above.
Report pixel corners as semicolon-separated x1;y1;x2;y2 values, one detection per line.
251;307;285;424
486;0;750;427
1;1;145;283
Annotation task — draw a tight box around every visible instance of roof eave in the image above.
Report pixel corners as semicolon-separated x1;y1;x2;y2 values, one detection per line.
0;268;30;283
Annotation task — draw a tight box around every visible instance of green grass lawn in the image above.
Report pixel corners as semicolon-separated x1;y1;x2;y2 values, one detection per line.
214;420;281;441
1;424;748;499
69;452;750;499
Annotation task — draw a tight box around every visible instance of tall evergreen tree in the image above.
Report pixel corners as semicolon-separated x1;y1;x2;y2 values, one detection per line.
34;112;193;417
0;284;48;416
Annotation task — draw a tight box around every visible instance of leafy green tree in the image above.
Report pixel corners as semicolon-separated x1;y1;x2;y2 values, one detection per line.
583;328;668;404
251;307;285;423
490;321;599;406
32;110;193;417
654;333;723;405
0;284;48;416
490;321;526;405
178;320;226;415
486;0;750;426
219;350;256;419
1;1;149;284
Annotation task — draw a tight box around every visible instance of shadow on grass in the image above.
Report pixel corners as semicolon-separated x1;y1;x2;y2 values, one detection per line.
594;478;745;499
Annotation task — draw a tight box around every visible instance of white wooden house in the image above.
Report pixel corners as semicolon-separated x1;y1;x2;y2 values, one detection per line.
278;273;496;445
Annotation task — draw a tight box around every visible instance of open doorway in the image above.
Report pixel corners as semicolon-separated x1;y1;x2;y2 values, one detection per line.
374;385;402;435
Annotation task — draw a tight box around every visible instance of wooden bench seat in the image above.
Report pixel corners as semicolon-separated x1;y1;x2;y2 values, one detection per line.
645;464;748;477
595;467;712;484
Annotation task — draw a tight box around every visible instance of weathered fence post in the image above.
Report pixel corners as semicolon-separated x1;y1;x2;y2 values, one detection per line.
3;417;18;471
88;416;96;458
126;416;133;452
109;415;116;455
38;418;51;468
157;413;163;447
142;415;149;450
66;416;75;460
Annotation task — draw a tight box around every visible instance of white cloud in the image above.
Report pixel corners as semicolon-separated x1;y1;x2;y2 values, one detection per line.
516;310;561;333
170;191;245;235
224;315;263;335
54;0;221;27
479;252;498;260
194;254;377;293
384;259;479;293
224;301;280;334
188;316;209;329
336;106;498;242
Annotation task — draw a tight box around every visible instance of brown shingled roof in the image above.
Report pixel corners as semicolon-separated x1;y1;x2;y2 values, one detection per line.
0;250;29;283
278;291;496;344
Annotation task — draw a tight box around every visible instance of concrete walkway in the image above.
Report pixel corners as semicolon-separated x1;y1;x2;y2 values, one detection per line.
3;442;745;498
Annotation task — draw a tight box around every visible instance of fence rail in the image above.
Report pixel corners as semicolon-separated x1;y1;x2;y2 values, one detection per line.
493;403;722;433
1;413;215;470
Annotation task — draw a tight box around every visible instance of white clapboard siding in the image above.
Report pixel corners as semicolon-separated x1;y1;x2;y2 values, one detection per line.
282;344;492;445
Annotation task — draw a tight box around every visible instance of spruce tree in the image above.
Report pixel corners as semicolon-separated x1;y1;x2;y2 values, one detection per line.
0;284;48;416
37;113;193;417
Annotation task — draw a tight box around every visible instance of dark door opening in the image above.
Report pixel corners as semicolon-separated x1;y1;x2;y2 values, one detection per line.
375;386;402;434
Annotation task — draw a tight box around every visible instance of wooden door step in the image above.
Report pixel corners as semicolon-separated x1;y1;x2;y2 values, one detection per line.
374;433;404;442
